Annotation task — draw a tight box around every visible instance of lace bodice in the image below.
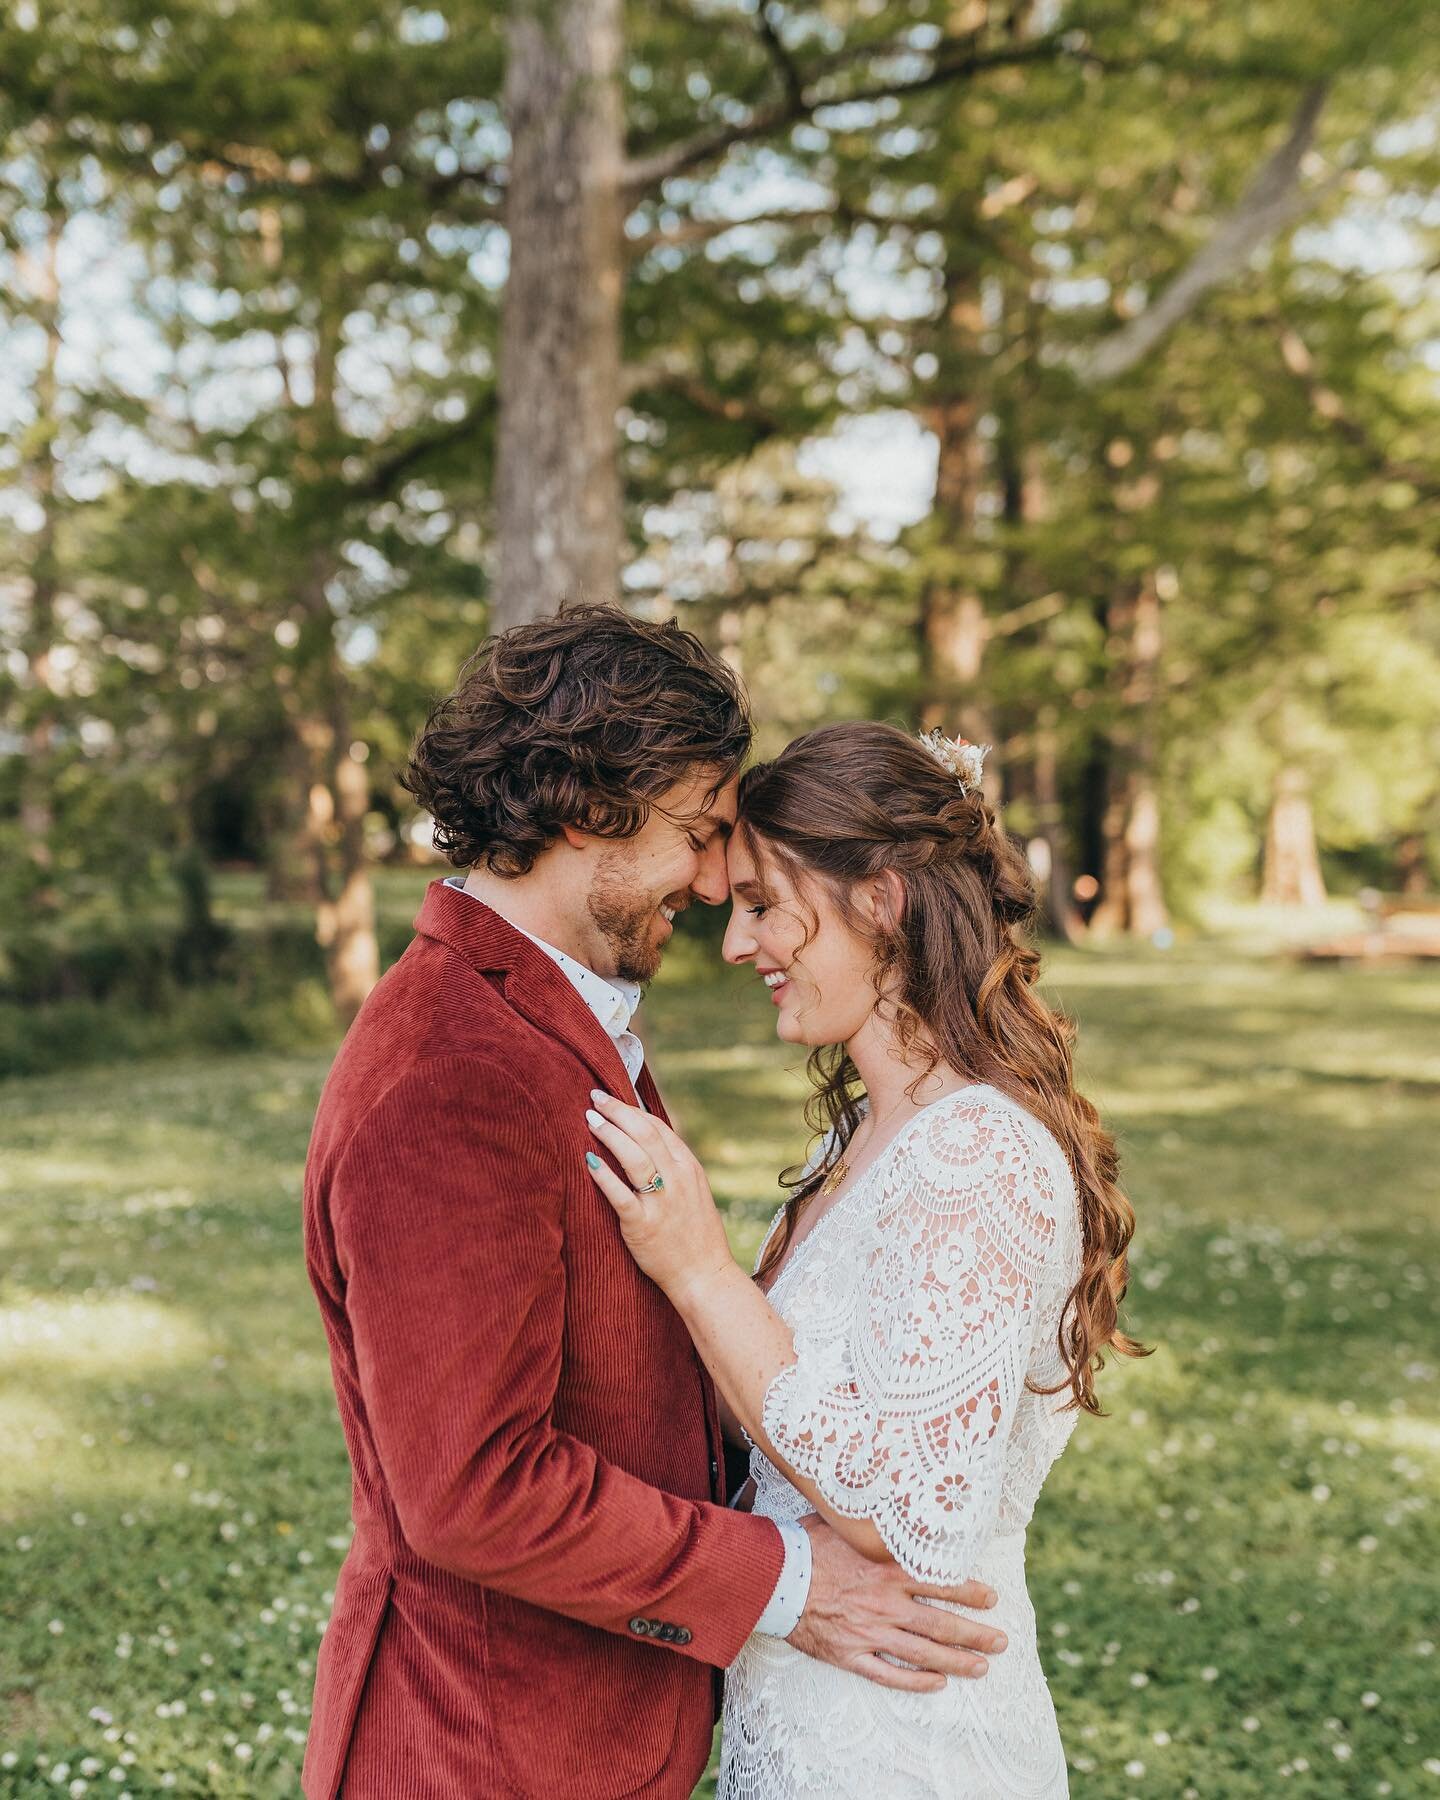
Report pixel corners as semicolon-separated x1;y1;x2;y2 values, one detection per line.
721;1084;1082;1799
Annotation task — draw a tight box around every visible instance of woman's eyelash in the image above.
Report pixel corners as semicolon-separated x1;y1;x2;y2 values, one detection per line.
747;903;769;918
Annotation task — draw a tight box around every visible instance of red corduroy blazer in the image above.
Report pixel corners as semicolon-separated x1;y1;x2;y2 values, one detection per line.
301;879;785;1799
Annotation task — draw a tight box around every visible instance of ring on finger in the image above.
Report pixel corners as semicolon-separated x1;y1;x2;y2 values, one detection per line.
635;1170;665;1194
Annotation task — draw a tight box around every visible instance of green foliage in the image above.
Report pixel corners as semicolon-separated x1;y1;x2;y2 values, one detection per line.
1;0;1438;941
0;872;430;1078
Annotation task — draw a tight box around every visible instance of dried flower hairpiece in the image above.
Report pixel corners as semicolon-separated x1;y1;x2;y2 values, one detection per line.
918;728;989;794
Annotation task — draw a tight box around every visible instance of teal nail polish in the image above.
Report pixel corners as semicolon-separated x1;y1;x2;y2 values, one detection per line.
585;1151;602;1170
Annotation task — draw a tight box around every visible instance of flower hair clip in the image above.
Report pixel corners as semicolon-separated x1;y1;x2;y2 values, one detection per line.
919;728;989;794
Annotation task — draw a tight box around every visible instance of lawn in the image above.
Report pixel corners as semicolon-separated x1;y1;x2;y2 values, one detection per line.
1;917;1437;1797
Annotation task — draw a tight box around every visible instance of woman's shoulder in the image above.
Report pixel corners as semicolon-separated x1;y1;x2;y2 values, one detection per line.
898;1082;1077;1215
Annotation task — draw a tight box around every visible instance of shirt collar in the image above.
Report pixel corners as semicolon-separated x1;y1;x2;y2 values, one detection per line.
443;876;642;1043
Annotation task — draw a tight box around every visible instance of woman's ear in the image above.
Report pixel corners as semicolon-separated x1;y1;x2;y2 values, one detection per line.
864;869;906;934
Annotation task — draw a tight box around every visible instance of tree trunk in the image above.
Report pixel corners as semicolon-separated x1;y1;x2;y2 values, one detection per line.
316;694;379;1028
263;730;329;904
1260;766;1327;907
1032;706;1083;941
1089;580;1169;938
287;300;381;1023
1395;833;1430;897
494;0;625;629
287;561;380;1027
918;254;998;788
19;208;63;912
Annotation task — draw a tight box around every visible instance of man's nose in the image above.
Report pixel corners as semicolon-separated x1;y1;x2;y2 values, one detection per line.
689;837;731;906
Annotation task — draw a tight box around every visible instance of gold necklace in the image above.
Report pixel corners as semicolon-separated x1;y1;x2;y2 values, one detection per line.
815;1086;952;1200
816;1156;849;1198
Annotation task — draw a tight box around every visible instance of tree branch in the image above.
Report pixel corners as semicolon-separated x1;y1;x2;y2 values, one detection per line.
621;31;1085;199
621;362;782;434
1075;81;1335;384
626;203;900;259
349;392;497;501
756;3;806;114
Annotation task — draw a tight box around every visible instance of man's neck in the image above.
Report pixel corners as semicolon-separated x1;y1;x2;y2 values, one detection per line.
459;865;616;977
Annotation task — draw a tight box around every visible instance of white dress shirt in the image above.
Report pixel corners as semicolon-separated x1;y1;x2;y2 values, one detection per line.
444;876;812;1638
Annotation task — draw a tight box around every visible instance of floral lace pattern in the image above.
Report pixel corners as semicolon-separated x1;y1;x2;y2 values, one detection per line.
720;1085;1082;1799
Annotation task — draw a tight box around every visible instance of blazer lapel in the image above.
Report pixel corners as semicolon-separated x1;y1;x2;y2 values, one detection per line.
414;878;642;1105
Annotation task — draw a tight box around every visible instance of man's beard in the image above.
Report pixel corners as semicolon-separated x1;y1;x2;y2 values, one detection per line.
587;847;675;984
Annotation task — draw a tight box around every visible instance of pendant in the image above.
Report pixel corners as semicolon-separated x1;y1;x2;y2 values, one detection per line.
817;1158;848;1198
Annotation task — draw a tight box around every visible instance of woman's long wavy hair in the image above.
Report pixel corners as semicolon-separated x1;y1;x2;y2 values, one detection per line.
738;721;1147;1415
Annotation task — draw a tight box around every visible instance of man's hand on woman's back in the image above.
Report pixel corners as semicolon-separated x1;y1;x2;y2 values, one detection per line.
786;1514;1007;1693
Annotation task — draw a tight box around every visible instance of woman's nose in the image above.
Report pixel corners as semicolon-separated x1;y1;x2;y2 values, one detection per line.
722;910;755;965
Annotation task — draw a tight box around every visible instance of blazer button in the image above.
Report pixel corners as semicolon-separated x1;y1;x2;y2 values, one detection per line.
628;1617;650;1637
657;1623;677;1643
674;1627;692;1645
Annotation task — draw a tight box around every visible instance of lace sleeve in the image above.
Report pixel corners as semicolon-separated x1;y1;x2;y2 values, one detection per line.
759;1091;1066;1583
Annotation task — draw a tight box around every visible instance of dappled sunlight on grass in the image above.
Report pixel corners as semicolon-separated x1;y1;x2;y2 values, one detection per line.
1;1293;213;1378
1;939;1436;1795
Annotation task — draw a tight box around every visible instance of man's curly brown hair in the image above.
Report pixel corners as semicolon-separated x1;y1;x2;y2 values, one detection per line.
400;603;752;875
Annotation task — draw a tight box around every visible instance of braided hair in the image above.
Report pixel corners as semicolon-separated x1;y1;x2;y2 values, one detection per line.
736;720;1145;1414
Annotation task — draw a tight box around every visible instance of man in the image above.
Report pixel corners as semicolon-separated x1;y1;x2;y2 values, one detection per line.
301;605;1002;1798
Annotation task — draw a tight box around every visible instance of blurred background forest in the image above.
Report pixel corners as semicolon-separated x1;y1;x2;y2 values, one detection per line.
3;0;1438;1058
2;4;1440;1797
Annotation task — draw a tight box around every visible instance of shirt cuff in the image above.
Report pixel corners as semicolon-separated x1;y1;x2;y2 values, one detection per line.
750;1517;812;1639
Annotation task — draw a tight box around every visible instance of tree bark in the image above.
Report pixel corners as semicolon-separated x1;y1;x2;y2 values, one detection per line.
495;0;625;629
1089;580;1169;938
18;207;63;912
262;728;329;905
1260;765;1327;907
1032;706;1083;941
1395;833;1430;898
284;297;381;1022
918;253;997;783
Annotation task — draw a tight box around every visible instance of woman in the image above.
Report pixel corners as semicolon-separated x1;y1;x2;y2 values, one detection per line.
584;721;1143;1798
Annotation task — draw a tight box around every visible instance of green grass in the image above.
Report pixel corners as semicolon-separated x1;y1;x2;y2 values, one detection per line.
2;930;1437;1797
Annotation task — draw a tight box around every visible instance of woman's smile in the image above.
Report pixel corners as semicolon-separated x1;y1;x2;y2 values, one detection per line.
759;967;791;1005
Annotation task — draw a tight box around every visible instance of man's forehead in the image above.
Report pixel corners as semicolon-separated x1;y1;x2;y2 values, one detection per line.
666;768;739;827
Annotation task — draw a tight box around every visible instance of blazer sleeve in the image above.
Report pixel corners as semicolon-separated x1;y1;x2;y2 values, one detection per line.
330;1054;784;1668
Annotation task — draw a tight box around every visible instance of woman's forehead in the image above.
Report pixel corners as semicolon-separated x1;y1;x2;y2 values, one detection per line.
726;830;794;896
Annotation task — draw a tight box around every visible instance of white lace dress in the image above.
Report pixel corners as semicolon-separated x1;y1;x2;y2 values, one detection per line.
719;1084;1083;1800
